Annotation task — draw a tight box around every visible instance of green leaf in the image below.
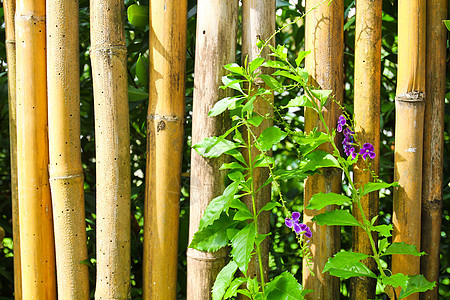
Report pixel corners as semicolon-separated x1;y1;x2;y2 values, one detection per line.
224;63;245;76
273;70;304;84
189;213;239;252
313;210;362;227
231;223;257;274
311;89;332;107
276;0;291;7
209;97;238;117
127;4;149;27
242;95;256;114
271;44;288;61
284;95;317;111
230;199;253;221
295;50;311;67
382;273;409;288
224;277;247;299
361;181;399;196
253;154;274;168
221;76;244;93
247;115;264;127
293;130;330;155
382;242;425;257
212;260;239;300
249;57;265;73
193;137;239;158
261;60;289;70
300;150;341;172
199;181;240;229
306;192;351;210
257;127;287;151
398;275;436;299
443;20;450;31
327;262;377;279
273;169;308;180
255;233;271;247
220;162;246;171
135;54;148;88
265;272;305;300
371;224;393;237
379;238;389;253
128;85;148;102
227;171;245;183
259;201;281;212
323;251;371;273
259;74;283;93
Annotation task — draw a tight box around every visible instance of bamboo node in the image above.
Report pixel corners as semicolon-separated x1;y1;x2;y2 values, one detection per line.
395;91;425;102
147;114;184;123
186;248;228;262
49;171;84;181
16;14;45;22
89;45;127;55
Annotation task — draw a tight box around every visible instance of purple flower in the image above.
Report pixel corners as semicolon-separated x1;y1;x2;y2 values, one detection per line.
285;211;300;228
337;115;346;132
359;143;376;160
342;128;356;158
285;212;312;238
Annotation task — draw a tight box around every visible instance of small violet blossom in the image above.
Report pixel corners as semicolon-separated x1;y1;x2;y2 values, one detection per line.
337;115;346;132
285;211;312;238
359;143;376;160
342;127;356;159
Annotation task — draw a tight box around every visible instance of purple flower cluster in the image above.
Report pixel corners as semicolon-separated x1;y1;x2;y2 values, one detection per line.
337;115;375;161
285;212;312;238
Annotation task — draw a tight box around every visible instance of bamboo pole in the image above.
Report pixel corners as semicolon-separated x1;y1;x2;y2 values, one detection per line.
15;0;56;298
420;0;447;299
90;0;131;298
392;1;426;299
186;1;238;299
143;1;187;298
303;1;343;299
239;0;275;288
4;0;22;298
47;0;89;298
351;1;382;299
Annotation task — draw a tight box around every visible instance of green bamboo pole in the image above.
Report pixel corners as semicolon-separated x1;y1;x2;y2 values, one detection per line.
143;0;187;298
186;0;238;298
420;0;447;299
90;0;131;298
15;0;57;297
392;1;426;300
47;0;89;297
351;0;382;299
303;1;343;299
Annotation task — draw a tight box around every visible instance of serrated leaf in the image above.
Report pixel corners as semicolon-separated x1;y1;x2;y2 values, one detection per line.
249;57;265;73
231;223;257;274
189;213;239;252
323;251;371;273
398;275;436;299
257;127;287;151
255;234;271;247
212;260;239;300
224;63;245;76
327;262;377;279
224;277;247;299
382;273;409;288
382;242;425;257
311;89;332;107
313;210;362;227
300;150;341;172
259;74;283;93
193;137;239;158
361;181;399;196
306;192;351;210
265;272;305;300
295;50;311;67
371;224;393;237
127;4;149;27
128;85;148;102
199;181;240;229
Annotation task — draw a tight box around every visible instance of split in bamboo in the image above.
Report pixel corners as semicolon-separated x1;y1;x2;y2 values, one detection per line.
239;0;275;290
15;0;56;298
90;0;131;298
47;0;89;298
392;1;426;300
303;1;343;299
420;0;447;299
186;0;238;298
143;0;187;298
351;0;382;299
4;0;21;298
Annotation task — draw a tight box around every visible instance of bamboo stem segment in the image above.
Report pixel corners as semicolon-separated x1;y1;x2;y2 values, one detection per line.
15;0;57;298
90;0;131;298
392;1;426;299
420;0;447;299
351;1;382;299
186;0;238;298
303;1;343;299
47;0;89;298
240;0;275;287
4;0;22;298
143;1;187;298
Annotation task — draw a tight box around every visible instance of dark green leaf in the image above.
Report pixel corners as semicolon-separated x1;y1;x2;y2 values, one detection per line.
219;162;246;171
371;224;393;237
212;260;239;300
323;251;371;273
398;275;436;299
265;272;305;300
313;210;362;227
294;130;330;155
382;242;425;257
127;4;149;27
128;85;148;102
327;262;377;279
260;74;283;93
135;54;148;88
361;181;399;196
257;127;287;151
231;223;257;274
306;193;351;210
382;273;409;288
259;201;281;213
300;150;341;172
224;277;247;299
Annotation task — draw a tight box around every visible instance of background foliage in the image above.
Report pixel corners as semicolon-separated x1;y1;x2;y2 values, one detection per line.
0;0;448;299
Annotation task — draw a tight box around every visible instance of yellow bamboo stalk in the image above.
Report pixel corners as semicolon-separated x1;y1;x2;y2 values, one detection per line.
420;1;447;299
143;1;187;298
351;1;382;299
392;1;426;299
90;0;131;298
47;0;89;298
240;0;275;287
303;1;343;299
15;0;56;298
4;0;22;298
186;0;238;298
